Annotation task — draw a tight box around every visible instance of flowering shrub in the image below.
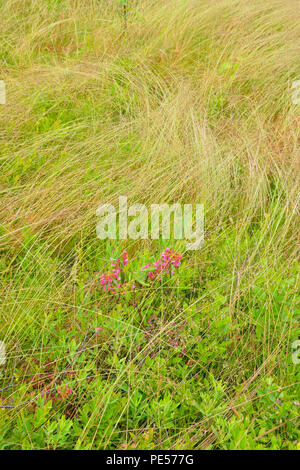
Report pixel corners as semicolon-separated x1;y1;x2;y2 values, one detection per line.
56;385;73;401
141;248;183;281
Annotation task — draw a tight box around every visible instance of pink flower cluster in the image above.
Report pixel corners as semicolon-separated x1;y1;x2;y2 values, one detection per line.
99;250;131;294
99;248;183;294
42;383;73;402
142;248;183;281
56;384;73;401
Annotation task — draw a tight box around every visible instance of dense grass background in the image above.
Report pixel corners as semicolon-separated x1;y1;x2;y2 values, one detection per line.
0;0;299;449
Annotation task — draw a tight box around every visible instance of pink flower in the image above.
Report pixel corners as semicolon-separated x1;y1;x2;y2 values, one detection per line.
121;250;128;266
